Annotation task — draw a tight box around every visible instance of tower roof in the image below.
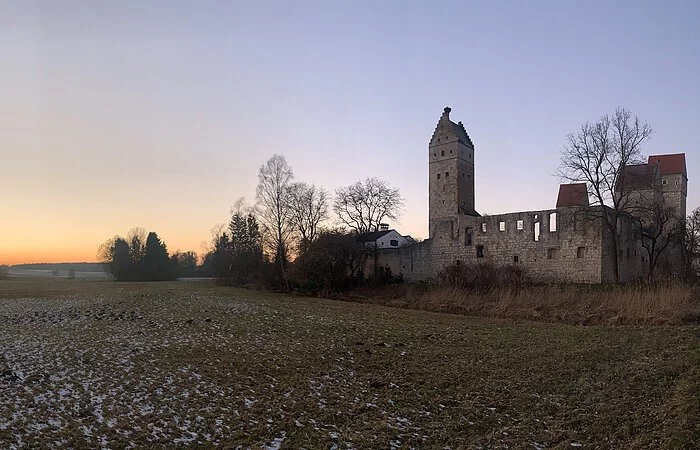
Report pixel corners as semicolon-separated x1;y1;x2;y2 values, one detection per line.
429;106;474;148
556;183;589;208
648;154;686;177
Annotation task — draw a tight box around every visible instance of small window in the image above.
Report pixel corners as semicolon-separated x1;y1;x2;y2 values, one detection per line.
465;227;473;246
450;150;452;153
437;173;441;179
476;245;484;258
441;150;445;156
455;259;461;266
676;180;679;187
549;212;557;232
534;222;541;242
662;179;668;185
547;248;558;259
577;247;586;259
516;220;524;230
390;239;398;247
499;221;506;232
445;172;449;177
626;248;631;258
481;223;487;233
433;153;436;157
513;255;519;263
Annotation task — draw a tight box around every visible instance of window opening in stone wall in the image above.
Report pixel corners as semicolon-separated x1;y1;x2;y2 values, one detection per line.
441;150;445;156
534;222;541;241
577;247;586;258
476;245;484;258
450;150;452;153
465;227;473;246
499;221;505;232
433;153;436;157
513;255;519;263
626;248;631;258
547;248;558;259
549;212;557;232
516;219;524;230
455;259;461;266
445;172;449;177
437;173;441;179
676;180;679;187
390;240;398;247
481;223;487;233
450;221;454;239
662;179;668;185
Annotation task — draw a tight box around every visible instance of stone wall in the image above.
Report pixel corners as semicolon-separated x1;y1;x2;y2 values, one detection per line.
400;207;631;283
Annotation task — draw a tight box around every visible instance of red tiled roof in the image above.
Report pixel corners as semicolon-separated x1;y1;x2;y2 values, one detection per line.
648;154;686;177
556;183;589;207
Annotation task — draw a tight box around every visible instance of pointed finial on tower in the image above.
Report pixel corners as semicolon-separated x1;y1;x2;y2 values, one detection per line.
443;106;451;117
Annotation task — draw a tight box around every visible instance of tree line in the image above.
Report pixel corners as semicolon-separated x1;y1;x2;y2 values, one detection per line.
99;228;200;281
99;154;404;289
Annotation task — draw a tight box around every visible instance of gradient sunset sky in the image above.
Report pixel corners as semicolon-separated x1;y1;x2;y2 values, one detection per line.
2;1;699;265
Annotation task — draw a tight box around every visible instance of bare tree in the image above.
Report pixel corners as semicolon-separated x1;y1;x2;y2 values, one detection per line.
682;207;700;280
288;182;329;253
256;154;294;288
559;108;653;282
634;204;683;280
333;177;404;234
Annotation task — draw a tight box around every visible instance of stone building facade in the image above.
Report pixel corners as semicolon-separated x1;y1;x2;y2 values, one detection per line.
397;107;687;283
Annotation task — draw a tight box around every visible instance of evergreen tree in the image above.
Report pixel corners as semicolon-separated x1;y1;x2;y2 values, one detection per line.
143;232;175;281
110;238;132;281
227;213;263;284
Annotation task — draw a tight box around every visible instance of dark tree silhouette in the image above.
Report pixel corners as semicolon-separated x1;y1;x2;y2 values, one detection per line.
559;108;653;282
256;155;294;288
333;177;404;234
288;182;329;254
143;232;175;281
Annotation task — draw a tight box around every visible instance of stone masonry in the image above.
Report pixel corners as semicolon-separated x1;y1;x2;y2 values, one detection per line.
397;107;687;283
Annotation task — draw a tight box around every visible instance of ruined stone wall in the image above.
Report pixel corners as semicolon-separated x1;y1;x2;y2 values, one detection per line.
402;207;616;283
399;239;436;282
601;214;647;283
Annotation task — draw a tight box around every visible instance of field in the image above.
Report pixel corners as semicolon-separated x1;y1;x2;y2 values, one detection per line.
1;280;699;448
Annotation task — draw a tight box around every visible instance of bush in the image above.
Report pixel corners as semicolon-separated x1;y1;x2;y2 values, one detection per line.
0;265;8;280
437;262;529;293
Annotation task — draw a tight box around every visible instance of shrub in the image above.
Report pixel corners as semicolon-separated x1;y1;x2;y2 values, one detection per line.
0;265;8;280
437;262;529;293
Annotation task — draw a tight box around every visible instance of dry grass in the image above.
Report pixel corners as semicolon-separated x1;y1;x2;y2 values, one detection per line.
1;279;699;448
351;282;700;326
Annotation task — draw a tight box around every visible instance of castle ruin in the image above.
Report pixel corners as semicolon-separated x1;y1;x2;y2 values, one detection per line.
397;107;687;283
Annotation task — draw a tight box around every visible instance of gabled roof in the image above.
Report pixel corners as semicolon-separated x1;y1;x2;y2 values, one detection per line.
357;230;392;242
556;183;589;207
429;107;474;148
648;154;686;177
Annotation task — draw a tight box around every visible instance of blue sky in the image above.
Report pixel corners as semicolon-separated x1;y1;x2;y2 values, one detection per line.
1;0;698;263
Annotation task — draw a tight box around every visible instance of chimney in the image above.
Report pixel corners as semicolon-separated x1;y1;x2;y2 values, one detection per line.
380;223;389;231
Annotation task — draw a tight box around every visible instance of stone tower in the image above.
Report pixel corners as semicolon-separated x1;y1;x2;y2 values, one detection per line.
428;107;478;238
648;154;687;220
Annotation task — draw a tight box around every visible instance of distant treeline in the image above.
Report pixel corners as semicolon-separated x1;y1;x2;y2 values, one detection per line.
99;229;202;281
10;263;107;272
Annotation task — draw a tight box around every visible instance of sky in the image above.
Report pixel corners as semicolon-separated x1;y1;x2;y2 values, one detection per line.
1;0;699;265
